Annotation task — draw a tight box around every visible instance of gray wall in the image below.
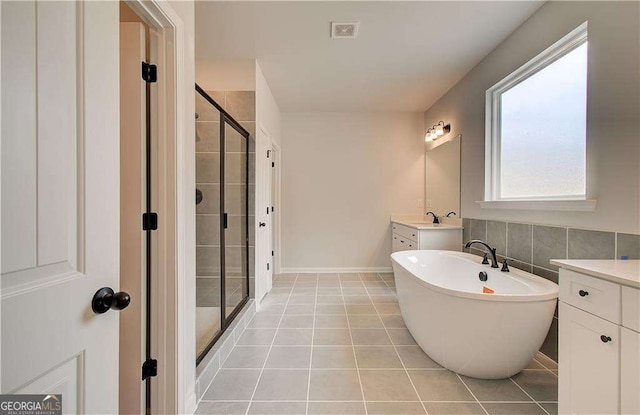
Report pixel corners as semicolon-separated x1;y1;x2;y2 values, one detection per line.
281;112;425;271
425;1;640;362
425;1;640;233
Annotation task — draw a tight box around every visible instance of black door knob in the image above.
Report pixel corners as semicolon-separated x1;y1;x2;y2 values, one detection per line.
600;335;612;343
579;290;589;297
92;287;131;314
259;222;266;227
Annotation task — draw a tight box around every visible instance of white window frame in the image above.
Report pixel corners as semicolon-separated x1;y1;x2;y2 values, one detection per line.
481;21;596;212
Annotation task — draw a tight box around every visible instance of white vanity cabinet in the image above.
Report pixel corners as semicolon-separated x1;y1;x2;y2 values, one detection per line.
392;233;417;252
391;221;462;253
558;301;620;414
554;262;640;415
621;326;640;415
392;223;419;252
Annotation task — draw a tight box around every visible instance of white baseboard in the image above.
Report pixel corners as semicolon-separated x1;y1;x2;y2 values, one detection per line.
255;289;269;311
279;267;393;274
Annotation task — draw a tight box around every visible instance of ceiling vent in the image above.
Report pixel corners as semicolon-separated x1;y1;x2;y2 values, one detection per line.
331;22;359;39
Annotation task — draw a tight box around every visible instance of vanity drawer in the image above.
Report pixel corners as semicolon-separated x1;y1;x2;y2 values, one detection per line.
560;269;621;324
391;223;418;242
392;233;417;252
622;286;640;332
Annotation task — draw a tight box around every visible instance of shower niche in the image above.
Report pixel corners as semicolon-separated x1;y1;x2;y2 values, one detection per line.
195;85;255;364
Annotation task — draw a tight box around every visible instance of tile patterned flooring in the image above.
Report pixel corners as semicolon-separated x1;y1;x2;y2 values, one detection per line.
196;272;558;415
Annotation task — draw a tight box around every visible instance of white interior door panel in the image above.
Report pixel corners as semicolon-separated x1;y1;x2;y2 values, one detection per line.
1;2;120;413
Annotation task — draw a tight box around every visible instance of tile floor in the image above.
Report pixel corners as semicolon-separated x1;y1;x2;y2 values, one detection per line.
196;272;558;415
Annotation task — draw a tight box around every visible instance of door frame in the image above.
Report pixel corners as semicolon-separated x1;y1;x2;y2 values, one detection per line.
0;1;3;393
122;1;195;413
270;141;282;275
255;123;269;304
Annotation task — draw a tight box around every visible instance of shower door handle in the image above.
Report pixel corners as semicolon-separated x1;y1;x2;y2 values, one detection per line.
223;213;228;229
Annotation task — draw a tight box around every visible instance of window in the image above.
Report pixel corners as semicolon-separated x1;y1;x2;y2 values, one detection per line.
484;23;591;209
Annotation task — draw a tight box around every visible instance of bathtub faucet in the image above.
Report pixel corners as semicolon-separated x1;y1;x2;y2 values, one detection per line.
465;240;499;269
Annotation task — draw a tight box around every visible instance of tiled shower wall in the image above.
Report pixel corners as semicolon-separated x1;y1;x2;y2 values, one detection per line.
195;91;256;305
463;218;640;361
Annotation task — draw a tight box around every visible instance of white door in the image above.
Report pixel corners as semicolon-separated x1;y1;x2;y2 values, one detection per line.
269;144;278;278
2;2;121;413
266;146;274;286
255;126;272;303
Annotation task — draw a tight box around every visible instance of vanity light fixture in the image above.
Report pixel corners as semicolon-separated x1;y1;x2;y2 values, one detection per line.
425;121;451;142
425;129;435;142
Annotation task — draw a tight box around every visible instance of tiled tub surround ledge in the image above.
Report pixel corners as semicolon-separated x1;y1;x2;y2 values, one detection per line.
462;218;640;276
196;272;558;415
463;218;640;361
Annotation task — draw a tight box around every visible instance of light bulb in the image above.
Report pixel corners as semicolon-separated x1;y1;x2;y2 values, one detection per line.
427;129;435;140
435;124;444;136
425;131;433;142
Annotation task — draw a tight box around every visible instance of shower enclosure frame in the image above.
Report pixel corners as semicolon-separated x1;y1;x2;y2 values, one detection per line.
195;84;251;365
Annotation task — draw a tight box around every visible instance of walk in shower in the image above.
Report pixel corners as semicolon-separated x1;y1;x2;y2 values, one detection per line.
195;85;253;364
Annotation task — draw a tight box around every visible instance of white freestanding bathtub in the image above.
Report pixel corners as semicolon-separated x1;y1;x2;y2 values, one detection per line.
391;250;558;379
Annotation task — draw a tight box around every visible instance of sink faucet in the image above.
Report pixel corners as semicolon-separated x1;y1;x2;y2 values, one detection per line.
445;211;457;217
465;240;499;268
425;211;440;224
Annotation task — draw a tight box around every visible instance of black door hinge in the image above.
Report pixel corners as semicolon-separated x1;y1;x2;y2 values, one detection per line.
271;206;274;213
272;250;274;257
272;162;275;168
142;212;158;231
267;263;270;271
142;359;158;380
267;150;271;158
142;62;157;83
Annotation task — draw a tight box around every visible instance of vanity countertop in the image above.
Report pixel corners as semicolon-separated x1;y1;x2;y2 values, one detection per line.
550;259;640;289
392;220;464;231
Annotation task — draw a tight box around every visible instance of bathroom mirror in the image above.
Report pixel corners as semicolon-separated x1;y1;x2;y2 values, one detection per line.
425;134;461;218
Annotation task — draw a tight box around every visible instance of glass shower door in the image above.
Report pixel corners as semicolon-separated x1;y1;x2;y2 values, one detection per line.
195;85;251;365
223;119;249;315
195;92;223;360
